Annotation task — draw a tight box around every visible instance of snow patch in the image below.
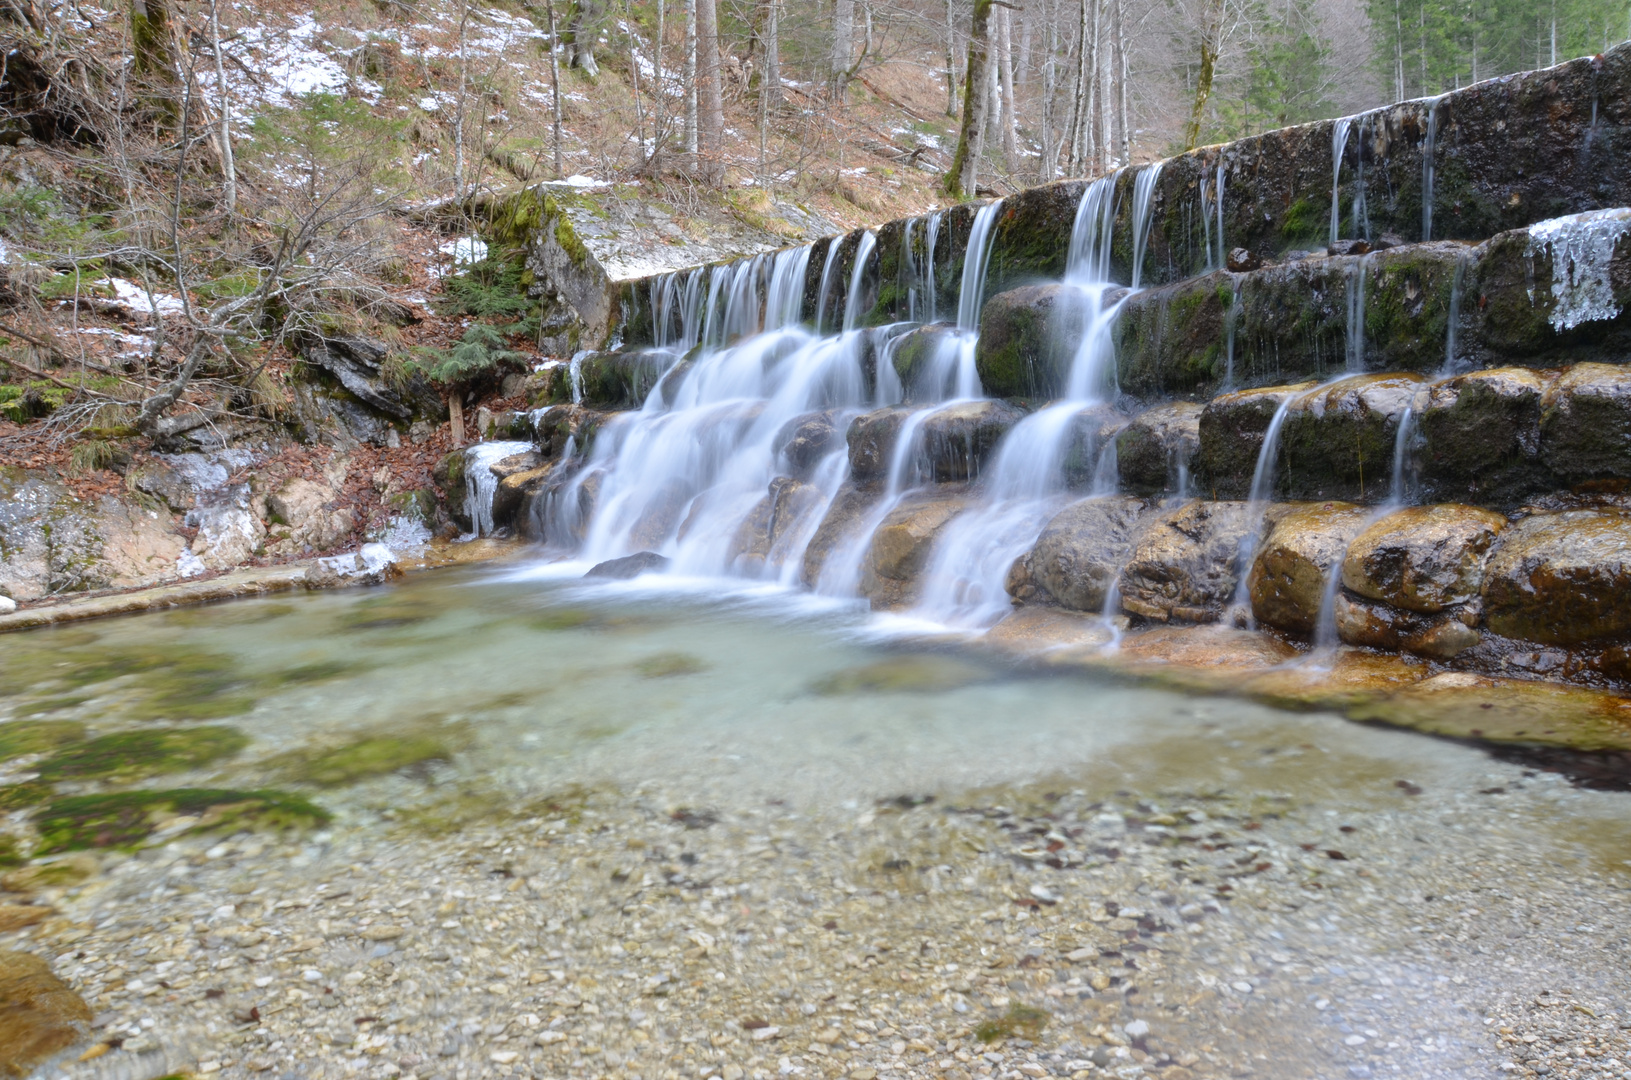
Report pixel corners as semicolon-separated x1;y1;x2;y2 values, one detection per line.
175;548;207;578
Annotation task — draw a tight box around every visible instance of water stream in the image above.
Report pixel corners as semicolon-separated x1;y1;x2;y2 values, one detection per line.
1330;117;1352;246
463;440;536;537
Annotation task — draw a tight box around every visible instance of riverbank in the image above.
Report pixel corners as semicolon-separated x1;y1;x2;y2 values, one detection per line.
2;571;1629;1080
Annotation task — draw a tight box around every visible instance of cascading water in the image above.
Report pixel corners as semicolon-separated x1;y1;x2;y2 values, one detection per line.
915;200;1005;402
843;231;878;333
1223;281;1243;389
1330;117;1352;246
464;440;536;537
1351;117;1371;241
1441;251;1470;375
1130;164;1165;289
813;238;844;333
907;167;1164;630
1200;156;1226;271
1229;394;1298;624
922;211;942;323
1344;253;1372;372
1422;97;1441;241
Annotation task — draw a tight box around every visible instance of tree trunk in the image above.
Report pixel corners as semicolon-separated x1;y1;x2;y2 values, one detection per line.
695;0;724;184
944;0;993;198
208;0;235;216
1112;0;1128;165
684;0;698;170
833;0;854;96
998;4;1019;174
547;0;564;176
652;0;665;172
131;0;177;81
455;0;470;192
761;0;780;109
1041;0;1058;179
568;0;602;77
945;0;959;117
1182;0;1222;150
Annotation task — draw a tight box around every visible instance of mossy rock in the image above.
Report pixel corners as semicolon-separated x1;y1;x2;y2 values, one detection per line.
0;837;20;869
32;788;329;854
0;721;86;764
635;652;707;678
35;726;249;782
973;1002;1049;1044
275;733;455;787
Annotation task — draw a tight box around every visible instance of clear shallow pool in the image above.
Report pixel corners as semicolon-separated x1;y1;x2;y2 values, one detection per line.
4;563;1631;1080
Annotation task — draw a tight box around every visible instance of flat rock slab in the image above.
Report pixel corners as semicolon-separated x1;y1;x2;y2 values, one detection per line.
0;949;91;1077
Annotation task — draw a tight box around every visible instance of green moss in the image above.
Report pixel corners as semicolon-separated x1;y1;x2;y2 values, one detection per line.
32;788;329;854
0;835;21;868
0;782;53;811
528;608;600;631
636;652;707;678
337;594;442;630
1279;198;1325;244
274;732;454;787
0;720;87;762
973;1003;1049;1043
36;726;249;782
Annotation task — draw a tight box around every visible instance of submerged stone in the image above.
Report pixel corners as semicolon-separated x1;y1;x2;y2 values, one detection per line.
277;731;455;787
1024;496;1152;612
32;788;329;854
810;655;988;695
1482;510;1631;645
0;949;92;1076
1342;503;1507;613
1248;502;1371;635
35;726;248;782
585;551;670;580
0;721;85;764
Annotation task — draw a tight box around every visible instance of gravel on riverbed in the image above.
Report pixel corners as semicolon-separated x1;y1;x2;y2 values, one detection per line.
8;730;1631;1080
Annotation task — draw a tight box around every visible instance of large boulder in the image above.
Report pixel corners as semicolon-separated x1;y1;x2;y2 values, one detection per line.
1275;373;1427;502
532;403;605;459
729;477;825;575
774;410;849;478
801;482;879;588
1022;495;1152;612
1195;383;1316;498
1341;503;1507;613
263;476;355;555
888;324;965;401
1060;405;1127;489
1539;363;1631;483
1416;366;1553;506
303;334;442;423
1482;510;1631;645
1248;502;1372;635
187;486;267;570
1115;402;1203;495
846;401;1026;485
975;283;1123;399
1116;500;1256;624
492;462;558;533
859;489;970;607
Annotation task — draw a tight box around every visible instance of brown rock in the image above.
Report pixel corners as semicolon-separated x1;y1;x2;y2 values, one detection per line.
985;607;1116;655
773;411;847;478
801;482;879;588
1334;592;1408;651
1341;503;1507;613
1401;617;1482;660
1482;509;1631;645
846;407;917;483
1117;500;1256;624
859;489;970;606
1025;496;1152;612
0;950;92;1077
491;463;558;532
1116;402;1203;495
1539;363;1631;482
0;907;50;933
1416;367;1553;505
1248;502;1372;635
729;478;824;575
1195;384;1317;499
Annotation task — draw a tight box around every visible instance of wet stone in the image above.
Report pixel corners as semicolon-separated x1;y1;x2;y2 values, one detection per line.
1481;509;1631;645
1023;496;1153;612
1342;503;1508;613
0;950;92;1076
1115;402;1203;496
1538;363;1631;483
1249;502;1372;635
1117;500;1256;624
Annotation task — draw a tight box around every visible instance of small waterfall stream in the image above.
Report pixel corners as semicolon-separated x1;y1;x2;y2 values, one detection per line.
1422;97;1442;241
1330;117;1352;247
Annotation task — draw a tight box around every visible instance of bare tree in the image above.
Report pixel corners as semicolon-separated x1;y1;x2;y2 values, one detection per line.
833;0;855;94
696;0;724;183
547;0;564;176
945;0;960;116
998;3;1019;173
207;0;235;217
684;0;698;169
567;0;604;76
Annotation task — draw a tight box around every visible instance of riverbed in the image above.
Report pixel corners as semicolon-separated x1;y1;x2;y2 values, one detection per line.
2;562;1629;1080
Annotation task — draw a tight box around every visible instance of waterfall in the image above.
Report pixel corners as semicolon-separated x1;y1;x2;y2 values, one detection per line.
843;231;878;333
901;219;919;323
464;440;535;537
1130;163;1165;289
813;238;844;333
766;244;815;331
568;351;586;405
905;181;1138;630
957;201;1005;331
1214;157;1226;270
1344;253;1372;372
1223;281;1243;389
1330;117;1352;246
1229;395;1297;623
1422;97;1441;241
1388;406;1417;504
923;211;943;323
1351;117;1371;242
1441;252;1470;375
